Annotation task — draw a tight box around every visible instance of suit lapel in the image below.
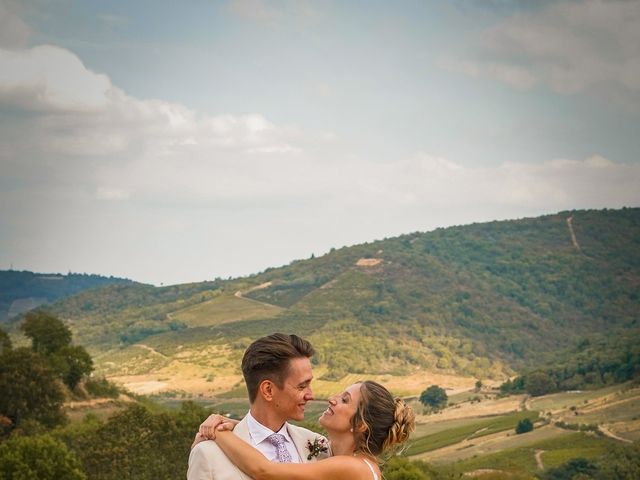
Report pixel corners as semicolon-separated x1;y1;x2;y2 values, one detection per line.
230;417;254;480
287;424;312;463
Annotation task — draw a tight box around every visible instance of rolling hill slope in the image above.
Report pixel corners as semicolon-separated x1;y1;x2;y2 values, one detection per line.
36;208;640;396
0;271;135;322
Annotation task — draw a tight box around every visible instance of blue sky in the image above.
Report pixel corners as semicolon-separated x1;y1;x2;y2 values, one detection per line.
1;0;639;285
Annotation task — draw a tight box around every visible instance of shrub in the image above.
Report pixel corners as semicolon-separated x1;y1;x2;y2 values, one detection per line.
420;385;448;410
0;434;85;480
84;377;121;398
515;418;533;434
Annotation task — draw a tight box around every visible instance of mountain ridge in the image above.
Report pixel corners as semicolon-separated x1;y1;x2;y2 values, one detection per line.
0;270;136;322
13;207;639;396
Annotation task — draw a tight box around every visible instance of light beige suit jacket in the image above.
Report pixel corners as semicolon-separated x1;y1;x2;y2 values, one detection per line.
187;415;329;480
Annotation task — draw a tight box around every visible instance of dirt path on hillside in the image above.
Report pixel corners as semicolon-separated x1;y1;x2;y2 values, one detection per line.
234;282;272;298
599;425;633;443
535;450;545;470
65;395;132;409
580;393;639;414
232;282;283;309
464;470;503;477
131;344;167;358
468;427;488;440
566;216;582;252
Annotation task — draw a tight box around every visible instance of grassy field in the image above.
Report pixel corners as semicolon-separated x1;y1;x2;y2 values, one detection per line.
563;396;640;424
532;384;640;442
414;393;526;423
447;431;613;477
532;432;613;469
529;385;623;412
170;295;283;327
412;416;491;438
405;410;539;456
402;382;640;478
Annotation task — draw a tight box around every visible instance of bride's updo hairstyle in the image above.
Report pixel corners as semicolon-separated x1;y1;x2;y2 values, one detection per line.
351;381;415;457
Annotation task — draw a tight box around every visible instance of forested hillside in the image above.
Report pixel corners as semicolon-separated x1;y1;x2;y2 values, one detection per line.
0;271;134;322
42;208;640;389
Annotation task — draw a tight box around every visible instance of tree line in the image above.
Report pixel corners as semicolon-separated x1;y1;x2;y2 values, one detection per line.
500;332;640;396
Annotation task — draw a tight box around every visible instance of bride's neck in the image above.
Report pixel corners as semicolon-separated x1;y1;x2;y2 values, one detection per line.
328;432;356;456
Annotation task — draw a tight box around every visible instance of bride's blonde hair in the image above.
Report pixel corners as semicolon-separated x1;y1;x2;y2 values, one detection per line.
350;381;415;457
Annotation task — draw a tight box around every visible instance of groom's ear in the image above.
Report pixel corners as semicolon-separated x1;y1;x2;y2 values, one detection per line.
258;379;275;402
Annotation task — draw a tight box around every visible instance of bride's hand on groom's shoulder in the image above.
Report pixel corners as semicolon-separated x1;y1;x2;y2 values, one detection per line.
199;414;238;440
191;414;237;449
191;432;208;449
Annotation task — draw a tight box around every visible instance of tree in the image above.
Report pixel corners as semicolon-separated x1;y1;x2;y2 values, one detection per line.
515;418;533;434
0;434;85;480
20;311;93;390
75;403;201;480
540;457;597;480
0;348;66;431
500;376;526;394
0;328;11;355
594;442;640;479
21;311;72;355
50;346;94;390
474;379;482;392
419;385;448;410
525;371;556;397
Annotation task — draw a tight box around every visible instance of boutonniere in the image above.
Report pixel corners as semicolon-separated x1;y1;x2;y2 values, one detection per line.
306;437;328;460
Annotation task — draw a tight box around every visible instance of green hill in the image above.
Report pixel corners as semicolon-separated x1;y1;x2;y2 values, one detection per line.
38;208;640;392
0;271;135;322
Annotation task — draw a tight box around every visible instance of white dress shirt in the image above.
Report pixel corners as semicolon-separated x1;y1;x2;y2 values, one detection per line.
245;411;301;463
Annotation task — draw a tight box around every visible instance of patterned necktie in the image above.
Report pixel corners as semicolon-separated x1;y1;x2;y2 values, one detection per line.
267;433;293;463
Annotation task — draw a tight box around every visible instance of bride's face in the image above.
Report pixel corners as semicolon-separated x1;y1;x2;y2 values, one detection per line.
318;383;362;432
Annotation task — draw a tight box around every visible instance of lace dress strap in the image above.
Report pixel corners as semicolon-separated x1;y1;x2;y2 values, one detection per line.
362;458;379;480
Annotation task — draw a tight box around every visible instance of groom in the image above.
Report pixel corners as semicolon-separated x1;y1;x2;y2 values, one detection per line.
187;333;329;479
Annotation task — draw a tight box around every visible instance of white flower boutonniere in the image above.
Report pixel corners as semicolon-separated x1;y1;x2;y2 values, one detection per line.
306;437;328;460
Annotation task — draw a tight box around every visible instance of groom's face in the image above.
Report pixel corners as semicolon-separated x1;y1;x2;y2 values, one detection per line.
272;356;314;421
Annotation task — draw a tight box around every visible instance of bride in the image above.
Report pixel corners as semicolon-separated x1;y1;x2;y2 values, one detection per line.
195;380;415;480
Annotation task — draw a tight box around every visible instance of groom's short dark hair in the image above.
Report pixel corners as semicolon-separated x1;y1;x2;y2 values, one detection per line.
241;333;315;403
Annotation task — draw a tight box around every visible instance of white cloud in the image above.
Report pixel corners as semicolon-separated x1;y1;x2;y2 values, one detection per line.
1;36;637;284
0;1;30;48
0;42;334;224
449;0;640;101
0;44;310;163
2;39;635;211
344;153;639;213
0;45;111;111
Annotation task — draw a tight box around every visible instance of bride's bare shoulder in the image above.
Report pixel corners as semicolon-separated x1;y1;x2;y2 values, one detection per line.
314;455;377;479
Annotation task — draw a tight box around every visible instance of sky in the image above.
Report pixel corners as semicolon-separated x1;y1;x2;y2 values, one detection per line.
1;0;639;286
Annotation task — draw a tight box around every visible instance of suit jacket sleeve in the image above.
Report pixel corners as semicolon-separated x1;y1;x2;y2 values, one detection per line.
187;442;214;480
187;416;254;480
